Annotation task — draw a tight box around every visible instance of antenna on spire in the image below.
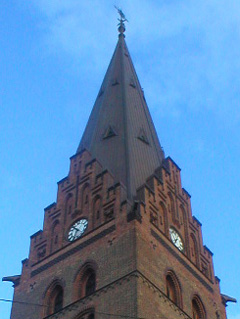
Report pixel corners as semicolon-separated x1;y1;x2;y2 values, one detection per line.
114;6;128;35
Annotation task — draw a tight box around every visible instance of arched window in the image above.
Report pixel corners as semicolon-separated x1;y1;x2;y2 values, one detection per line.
165;271;182;307
46;285;64;315
192;296;206;319
179;205;185;226
82;184;90;213
65;193;74;217
168;193;174;212
159;202;168;234
168;192;176;220
93;196;102;227
166;275;177;303
77;309;95;319
51;221;60;253
85;272;96;296
74;264;97;300
190;233;199;266
54;287;63;313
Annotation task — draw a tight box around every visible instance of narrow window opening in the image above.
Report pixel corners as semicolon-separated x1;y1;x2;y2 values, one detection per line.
96;210;100;219
192;299;200;319
191;247;195;257
54;289;63;313
85;273;96;296
166;274;181;306
47;285;64;316
54;235;58;245
159;215;163;225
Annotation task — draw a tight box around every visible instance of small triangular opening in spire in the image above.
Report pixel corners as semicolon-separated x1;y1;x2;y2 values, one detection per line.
103;125;117;140
129;78;136;88
137;128;150;145
111;78;120;86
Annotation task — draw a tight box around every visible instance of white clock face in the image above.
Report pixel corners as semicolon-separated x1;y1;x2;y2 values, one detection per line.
169;228;184;252
68;219;88;242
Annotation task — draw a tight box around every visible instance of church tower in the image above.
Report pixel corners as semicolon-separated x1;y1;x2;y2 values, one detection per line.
4;16;233;319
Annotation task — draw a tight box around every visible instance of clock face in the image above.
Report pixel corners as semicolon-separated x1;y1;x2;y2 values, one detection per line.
169;228;184;252
68;219;88;242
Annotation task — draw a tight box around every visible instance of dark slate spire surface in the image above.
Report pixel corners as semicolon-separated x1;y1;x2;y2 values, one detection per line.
77;25;164;199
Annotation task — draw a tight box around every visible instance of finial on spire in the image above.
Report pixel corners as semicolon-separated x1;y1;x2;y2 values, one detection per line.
114;6;128;35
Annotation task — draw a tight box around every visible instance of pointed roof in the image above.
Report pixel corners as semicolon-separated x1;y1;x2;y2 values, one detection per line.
77;24;164;199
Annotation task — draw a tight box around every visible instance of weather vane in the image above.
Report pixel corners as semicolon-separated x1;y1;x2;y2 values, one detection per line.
114;6;128;34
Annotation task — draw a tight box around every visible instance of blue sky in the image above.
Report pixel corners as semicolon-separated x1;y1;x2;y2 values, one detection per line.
0;1;239;318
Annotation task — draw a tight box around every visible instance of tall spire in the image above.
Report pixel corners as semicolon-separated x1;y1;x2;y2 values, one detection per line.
77;19;164;199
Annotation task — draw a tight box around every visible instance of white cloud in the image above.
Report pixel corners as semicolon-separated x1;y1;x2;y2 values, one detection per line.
30;0;240;124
